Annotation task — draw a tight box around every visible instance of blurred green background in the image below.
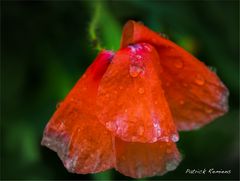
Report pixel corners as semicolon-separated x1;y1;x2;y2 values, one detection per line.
1;0;239;180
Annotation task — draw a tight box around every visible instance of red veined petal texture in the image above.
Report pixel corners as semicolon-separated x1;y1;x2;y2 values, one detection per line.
96;43;178;143
121;20;229;130
115;137;181;178
41;50;115;173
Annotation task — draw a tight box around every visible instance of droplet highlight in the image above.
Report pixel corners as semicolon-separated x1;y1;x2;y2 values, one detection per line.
174;60;183;69
194;74;205;85
56;102;62;109
166;160;178;171
208;66;217;73
137;126;144;135
205;107;213;113
179;100;185;105
183;83;188;87
166;148;172;154
129;65;143;77
171;134;179;142
138;87;145;94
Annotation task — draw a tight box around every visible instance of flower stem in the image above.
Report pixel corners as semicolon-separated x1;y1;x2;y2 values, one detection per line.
88;2;103;51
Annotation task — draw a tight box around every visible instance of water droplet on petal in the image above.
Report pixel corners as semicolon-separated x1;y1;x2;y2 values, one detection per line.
106;122;116;131
129;65;143;77
122;156;126;160
208;66;217;73
138;126;144;135
136;55;142;60
205;107;213;113
152;137;158;142
166;148;172;154
142;43;152;52
166;160;178;171
131;136;137;142
171;134;179;142
124;109;128;113
154;101;158;105
153;123;161;137
179;100;185;105
174;60;183;69
183;83;188;87
56;102;62;109
138;87;145;94
158;32;169;39
194;74;205;85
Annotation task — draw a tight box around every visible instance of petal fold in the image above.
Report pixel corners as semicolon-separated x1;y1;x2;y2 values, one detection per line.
96;43;178;143
41;50;115;173
121;20;229;130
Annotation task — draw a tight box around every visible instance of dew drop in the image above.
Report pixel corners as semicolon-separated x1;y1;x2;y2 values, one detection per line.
166;160;178;171
166;148;172;154
124;109;128;113
166;82;170;87
208;66;217;73
205;107;213;113
194;74;205;85
171;134;179;142
106;122;115;131
174;60;183;69
158;32;169;39
138;126;144;135
138;87;145;94
154;101;158;105
161;136;169;142
136;55;142;60
122;156;126;160
183;83;188;87
129;65;143;77
179;100;185;105
131;136;137;142
143;43;152;52
56;102;62;109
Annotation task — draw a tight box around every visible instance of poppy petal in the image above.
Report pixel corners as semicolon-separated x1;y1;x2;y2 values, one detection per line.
41;50;115;173
121;20;229;130
96;43;178;143
115;137;181;178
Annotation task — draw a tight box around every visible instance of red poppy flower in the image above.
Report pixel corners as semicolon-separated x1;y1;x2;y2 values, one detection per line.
41;20;228;178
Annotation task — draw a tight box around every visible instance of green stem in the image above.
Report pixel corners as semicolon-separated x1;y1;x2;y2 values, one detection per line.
89;2;103;51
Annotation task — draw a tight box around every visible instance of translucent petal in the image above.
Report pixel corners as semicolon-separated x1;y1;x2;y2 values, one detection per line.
96;43;178;143
121;20;229;130
115;137;181;178
41;50;115;173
